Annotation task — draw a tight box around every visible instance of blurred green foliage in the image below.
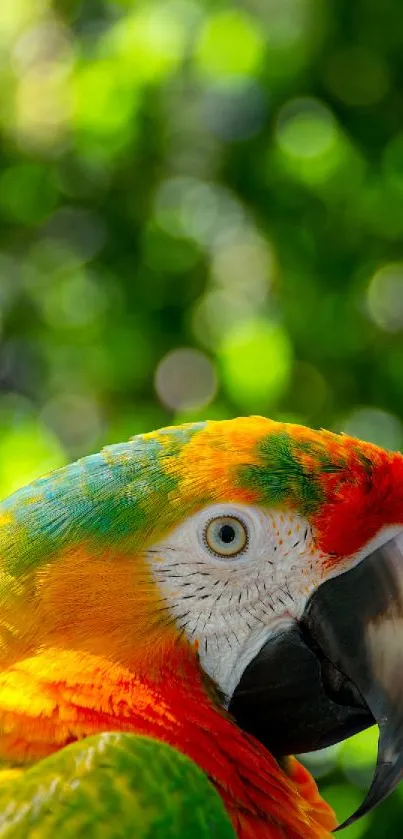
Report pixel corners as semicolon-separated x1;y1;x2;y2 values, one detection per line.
0;0;402;833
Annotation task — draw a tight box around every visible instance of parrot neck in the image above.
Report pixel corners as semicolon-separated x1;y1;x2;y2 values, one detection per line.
0;643;335;839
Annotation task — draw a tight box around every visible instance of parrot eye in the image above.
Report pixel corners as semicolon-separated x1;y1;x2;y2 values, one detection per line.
203;516;248;558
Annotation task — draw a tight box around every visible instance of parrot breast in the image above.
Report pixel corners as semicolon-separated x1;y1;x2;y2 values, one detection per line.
0;639;335;839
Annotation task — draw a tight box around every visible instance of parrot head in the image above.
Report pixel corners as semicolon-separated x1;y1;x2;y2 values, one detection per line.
0;416;403;830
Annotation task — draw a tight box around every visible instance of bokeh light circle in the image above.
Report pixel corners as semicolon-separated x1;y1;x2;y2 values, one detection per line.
154;348;217;411
367;263;403;332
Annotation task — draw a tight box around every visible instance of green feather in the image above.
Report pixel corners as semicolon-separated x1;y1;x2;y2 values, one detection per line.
239;432;324;515
0;733;235;839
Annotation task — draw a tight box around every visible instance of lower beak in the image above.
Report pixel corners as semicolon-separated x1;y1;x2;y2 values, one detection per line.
229;531;403;829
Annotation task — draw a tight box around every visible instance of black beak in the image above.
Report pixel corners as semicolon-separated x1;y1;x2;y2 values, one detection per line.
229;532;403;829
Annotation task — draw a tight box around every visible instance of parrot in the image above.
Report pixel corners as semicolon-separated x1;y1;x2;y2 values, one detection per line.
0;416;402;838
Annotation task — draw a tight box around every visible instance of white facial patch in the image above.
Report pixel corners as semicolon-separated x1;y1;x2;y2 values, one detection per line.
149;507;403;707
147;502;326;701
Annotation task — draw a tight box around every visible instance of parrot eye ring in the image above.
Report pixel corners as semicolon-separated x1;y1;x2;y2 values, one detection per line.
203;515;248;558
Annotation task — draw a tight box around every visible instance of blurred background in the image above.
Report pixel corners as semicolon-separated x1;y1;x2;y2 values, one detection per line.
0;0;402;833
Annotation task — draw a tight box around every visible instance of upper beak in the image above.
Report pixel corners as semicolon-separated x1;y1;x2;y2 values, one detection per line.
229;531;403;830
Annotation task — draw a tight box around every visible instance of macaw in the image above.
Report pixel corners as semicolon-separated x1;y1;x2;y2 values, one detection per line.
0;416;402;838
